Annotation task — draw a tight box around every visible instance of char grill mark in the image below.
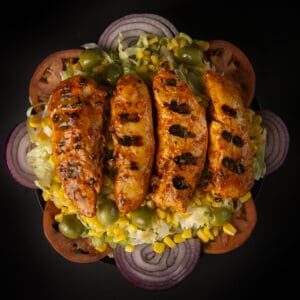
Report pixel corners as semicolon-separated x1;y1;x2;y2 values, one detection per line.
118;135;143;146
221;104;237;117
173;152;197;165
172;176;189;190
119;113;140;122
222;157;245;174
130;161;139;170
169;124;195;138
165;78;177;86
221;130;244;147
166;100;191;114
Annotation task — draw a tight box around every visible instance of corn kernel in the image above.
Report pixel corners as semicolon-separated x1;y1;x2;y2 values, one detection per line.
240;192;252;203
128;224;138;233
107;226;115;237
223;223;237;236
203;227;214;240
156;208;166;219
178;38;187;48
212;227;220;237
182;229;192;239
54;213;63;223
42;190;51;201
96;243;107;252
88;230;103;238
150;55;159;65
148;64;156;71
36;130;48;141
166;213;173;224
42;118;51;128
174;234;185;243
149;36;159;45
28;115;41;128
146;200;155;209
117;218;129;227
163;236;176;248
125;244;135;253
113;230;127;242
136;51;144;60
152;242;166;254
197;229;210;243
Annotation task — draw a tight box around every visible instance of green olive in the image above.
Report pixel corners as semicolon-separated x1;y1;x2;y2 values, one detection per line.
210;207;232;226
79;49;104;71
103;63;123;85
96;200;119;226
176;46;203;65
131;207;154;230
58;215;85;239
91;236;105;248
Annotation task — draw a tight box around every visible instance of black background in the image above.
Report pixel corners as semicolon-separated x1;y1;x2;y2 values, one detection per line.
0;1;299;299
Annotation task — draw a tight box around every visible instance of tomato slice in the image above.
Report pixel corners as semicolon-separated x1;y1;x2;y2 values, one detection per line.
205;40;256;107
29;49;82;111
204;199;257;254
43;201;109;263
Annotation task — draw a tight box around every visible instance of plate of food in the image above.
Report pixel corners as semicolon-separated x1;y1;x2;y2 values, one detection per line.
5;13;289;290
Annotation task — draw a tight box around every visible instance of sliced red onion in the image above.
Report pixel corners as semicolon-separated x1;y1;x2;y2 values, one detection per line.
5;121;37;188
114;239;201;290
98;14;178;49
259;110;289;175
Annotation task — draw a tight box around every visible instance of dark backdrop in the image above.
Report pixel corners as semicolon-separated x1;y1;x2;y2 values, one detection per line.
0;1;299;299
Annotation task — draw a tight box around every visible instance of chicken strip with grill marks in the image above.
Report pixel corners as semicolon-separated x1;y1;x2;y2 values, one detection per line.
204;71;254;198
111;75;155;214
152;68;208;212
49;76;106;217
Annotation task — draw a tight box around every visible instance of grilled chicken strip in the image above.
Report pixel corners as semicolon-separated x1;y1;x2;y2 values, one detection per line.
204;71;254;198
152;68;208;212
48;76;106;217
111;75;155;214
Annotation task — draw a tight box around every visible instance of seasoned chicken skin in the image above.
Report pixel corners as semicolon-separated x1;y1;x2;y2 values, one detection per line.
204;71;254;198
48;76;106;217
152;68;208;212
111;75;155;214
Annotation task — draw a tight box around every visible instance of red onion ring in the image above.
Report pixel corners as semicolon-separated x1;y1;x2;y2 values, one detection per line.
5;121;36;188
114;239;201;290
259;110;289;175
98;14;178;49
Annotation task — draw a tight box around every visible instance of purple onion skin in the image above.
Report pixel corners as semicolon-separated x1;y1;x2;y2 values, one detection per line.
114;239;201;290
260;110;289;175
5;121;36;189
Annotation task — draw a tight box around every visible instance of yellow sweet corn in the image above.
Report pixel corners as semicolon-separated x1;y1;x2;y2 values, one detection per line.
156;208;166;219
117;218;129;227
203;227;214;240
54;213;63;223
128;224;138;233
149;36;159;45
148;64;156;71
146;200;155;209
125;245;135;253
182;229;192;239
240;192;252;203
88;230;103;238
212;227;220;237
163;236;176;248
36;130;48;141
173;234;185;243
150;55;159;65
42;190;51;201
166;213;173;224
152;242;166;254
223;223;237;236
197;229;209;243
96;243;107;252
113;229;127;242
28;115;41;128
136;51;144;60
